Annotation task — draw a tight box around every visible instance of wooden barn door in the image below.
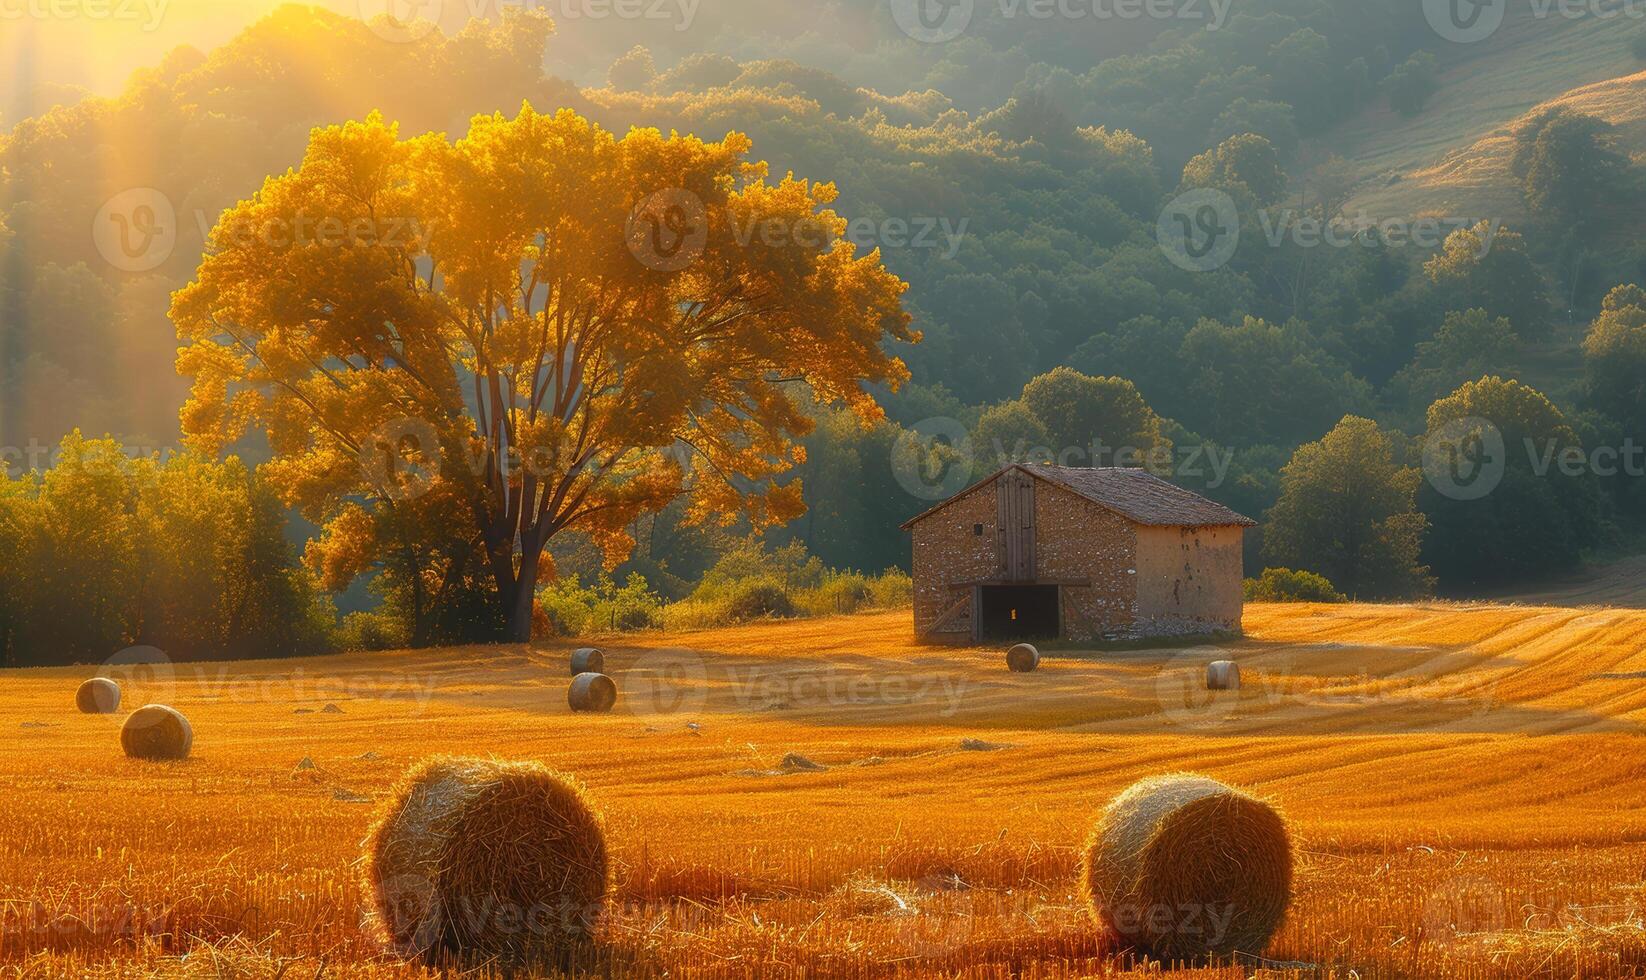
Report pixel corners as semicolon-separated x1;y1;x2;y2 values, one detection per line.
996;469;1037;582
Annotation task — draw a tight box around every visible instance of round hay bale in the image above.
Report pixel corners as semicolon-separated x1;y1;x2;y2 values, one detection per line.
569;648;604;676
76;677;121;714
1080;773;1292;964
363;756;608;966
1006;643;1040;673
1206;661;1241;691
568;673;617;713
120;705;193;760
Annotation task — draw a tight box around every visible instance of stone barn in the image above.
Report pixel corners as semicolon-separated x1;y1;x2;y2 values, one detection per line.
901;464;1255;644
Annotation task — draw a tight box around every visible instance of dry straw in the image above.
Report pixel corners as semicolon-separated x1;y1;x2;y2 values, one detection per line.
569;648;604;675
363;756;609;967
1006;643;1040;673
1080;773;1292;964
120;705;193;760
568;672;617;713
76;678;121;714
1207;661;1241;691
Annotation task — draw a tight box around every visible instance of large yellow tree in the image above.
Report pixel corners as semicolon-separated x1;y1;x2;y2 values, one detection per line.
172;105;914;642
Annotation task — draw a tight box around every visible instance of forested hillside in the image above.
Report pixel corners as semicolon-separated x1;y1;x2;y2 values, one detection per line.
5;0;1646;657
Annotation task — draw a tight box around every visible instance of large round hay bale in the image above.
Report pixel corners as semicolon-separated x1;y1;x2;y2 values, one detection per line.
1206;661;1241;691
120;705;193;760
363;756;609;966
76;677;121;714
1080;774;1292;963
568;673;617;713
1006;643;1040;673
569;648;604;676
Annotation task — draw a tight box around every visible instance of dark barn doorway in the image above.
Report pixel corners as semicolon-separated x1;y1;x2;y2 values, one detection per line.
978;585;1059;641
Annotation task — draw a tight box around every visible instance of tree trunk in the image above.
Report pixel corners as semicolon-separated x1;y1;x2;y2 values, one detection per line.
504;543;543;643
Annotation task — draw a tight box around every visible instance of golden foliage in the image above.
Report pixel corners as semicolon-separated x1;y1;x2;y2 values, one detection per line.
172;104;913;636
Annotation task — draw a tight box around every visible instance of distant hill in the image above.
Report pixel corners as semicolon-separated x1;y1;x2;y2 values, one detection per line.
1324;8;1646;224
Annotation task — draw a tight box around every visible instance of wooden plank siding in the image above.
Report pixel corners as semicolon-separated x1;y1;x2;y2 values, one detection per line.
996;468;1036;582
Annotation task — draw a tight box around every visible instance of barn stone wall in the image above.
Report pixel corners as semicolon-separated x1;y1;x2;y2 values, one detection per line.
910;470;1247;643
910;484;999;641
1132;525;1245;636
1033;481;1138;641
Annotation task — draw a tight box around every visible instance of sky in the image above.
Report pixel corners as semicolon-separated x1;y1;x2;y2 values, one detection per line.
1;0;307;99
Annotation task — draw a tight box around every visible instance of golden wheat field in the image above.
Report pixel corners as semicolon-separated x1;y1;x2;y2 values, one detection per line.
4;602;1646;979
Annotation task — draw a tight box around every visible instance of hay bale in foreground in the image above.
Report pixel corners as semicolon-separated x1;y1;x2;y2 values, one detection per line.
568;673;617;713
1080;774;1291;963
76;678;121;714
1206;661;1240;691
364;756;608;966
569;648;604;676
1006;643;1040;673
120;705;192;760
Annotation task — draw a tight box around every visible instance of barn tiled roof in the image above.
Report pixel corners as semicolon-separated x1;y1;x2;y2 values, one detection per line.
1020;464;1256;528
900;464;1255;530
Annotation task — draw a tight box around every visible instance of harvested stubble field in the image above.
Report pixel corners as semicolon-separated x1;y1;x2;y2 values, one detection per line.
4;602;1646;978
